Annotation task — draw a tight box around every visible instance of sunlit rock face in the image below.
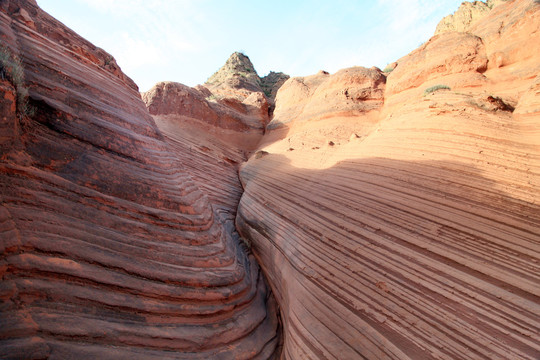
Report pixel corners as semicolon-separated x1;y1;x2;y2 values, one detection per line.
0;1;280;358
237;0;540;358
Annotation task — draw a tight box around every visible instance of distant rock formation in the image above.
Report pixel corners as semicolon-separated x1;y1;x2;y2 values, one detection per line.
435;0;508;35
205;52;289;109
260;71;290;100
206;52;263;95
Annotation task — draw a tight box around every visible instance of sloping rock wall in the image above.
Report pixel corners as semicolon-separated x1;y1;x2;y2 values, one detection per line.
237;0;540;358
0;1;279;358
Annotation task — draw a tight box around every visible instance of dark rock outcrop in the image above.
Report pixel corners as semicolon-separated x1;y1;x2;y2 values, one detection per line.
260;71;290;101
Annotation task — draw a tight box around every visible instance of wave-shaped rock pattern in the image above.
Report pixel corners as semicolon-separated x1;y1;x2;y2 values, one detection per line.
142;81;267;219
0;1;279;358
237;0;540;358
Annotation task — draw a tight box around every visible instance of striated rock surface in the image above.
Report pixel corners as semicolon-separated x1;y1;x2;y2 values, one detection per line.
0;1;279;359
237;0;540;359
142;81;265;219
1;0;539;359
141;55;291;221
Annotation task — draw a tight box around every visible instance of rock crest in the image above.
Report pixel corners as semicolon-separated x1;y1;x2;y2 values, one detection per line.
435;0;508;35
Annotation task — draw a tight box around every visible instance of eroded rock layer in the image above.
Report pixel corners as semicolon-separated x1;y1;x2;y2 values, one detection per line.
143;81;266;220
0;1;279;358
237;0;540;359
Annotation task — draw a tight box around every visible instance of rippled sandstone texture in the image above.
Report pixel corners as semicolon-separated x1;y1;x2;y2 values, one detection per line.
237;0;540;359
0;0;279;359
142;51;287;219
1;0;540;359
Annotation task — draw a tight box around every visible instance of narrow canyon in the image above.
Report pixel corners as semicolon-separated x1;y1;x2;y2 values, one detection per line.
1;0;539;359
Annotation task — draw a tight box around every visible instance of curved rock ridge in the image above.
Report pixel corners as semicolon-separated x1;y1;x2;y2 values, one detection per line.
237;0;540;358
0;1;280;359
385;31;488;97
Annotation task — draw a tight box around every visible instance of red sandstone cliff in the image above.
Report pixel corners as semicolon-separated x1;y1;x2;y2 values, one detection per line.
0;0;279;358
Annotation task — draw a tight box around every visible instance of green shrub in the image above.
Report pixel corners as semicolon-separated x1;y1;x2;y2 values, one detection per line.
424;84;451;95
383;65;394;73
0;45;34;117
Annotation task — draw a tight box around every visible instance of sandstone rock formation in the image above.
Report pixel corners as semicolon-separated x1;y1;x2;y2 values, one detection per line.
142;81;266;219
1;0;539;359
236;0;540;359
434;0;507;35
0;1;279;359
203;52;289;123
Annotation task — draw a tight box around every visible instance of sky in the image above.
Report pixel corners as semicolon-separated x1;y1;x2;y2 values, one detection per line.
37;0;464;92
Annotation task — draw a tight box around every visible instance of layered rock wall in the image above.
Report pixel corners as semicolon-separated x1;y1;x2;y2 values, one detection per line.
0;1;279;358
237;0;540;358
1;0;539;359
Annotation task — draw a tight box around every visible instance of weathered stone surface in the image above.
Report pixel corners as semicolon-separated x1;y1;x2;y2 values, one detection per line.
268;66;385;130
386;31;488;97
467;0;540;73
236;0;540;359
0;1;279;359
2;0;540;359
434;0;508;35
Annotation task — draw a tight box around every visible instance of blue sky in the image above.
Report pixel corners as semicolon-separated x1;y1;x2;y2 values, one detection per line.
37;0;463;92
